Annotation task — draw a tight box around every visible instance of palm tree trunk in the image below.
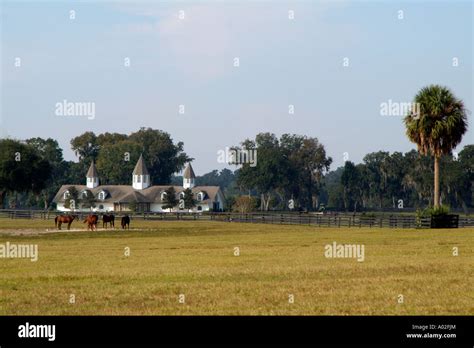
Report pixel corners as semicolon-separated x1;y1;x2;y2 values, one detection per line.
434;156;440;207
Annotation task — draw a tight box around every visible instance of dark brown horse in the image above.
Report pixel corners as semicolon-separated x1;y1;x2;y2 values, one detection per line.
84;214;99;231
102;214;115;229
55;215;77;230
121;215;130;229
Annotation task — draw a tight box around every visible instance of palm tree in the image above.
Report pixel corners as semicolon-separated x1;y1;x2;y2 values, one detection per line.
404;85;468;207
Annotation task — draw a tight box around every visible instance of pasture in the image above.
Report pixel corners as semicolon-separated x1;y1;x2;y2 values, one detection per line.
0;219;472;315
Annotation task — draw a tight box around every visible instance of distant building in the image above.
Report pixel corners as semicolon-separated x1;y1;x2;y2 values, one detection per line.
53;155;225;212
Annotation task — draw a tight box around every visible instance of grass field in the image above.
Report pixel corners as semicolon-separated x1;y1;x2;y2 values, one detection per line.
0;219;472;315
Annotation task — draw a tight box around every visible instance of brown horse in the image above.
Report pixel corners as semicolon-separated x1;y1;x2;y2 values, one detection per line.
55;215;77;230
121;215;130;229
103;214;115;229
84;214;99;231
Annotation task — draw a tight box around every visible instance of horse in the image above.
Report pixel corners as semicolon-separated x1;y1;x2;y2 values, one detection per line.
55;215;77;230
102;214;115;229
84;214;99;231
121;215;130;230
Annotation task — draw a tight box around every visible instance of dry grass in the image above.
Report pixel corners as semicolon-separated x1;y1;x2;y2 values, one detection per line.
0;219;472;315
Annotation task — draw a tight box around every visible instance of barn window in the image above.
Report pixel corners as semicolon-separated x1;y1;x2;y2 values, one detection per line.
63;191;70;199
197;206;202;211
197;192;204;201
98;191;106;200
161;192;167;201
81;191;88;198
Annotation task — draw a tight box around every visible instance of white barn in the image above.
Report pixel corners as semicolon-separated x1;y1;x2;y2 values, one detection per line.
53;155;225;213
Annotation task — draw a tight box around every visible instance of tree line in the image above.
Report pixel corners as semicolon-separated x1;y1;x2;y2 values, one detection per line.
0;83;471;213
1;131;472;212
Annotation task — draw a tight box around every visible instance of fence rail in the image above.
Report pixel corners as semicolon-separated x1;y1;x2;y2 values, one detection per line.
0;210;473;229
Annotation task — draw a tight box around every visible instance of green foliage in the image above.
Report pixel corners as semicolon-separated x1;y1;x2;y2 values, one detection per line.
80;190;96;211
232;196;257;213
427;205;450;216
182;188;196;210
404;85;468;207
128;201;138;212
63;186;80;210
71;128;191;185
235;133;332;211
0;139;52;208
404;85;468;158
162;187;178;211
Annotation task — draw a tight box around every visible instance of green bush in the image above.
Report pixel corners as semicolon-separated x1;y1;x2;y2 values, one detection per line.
415;205;450;228
417;205;450;218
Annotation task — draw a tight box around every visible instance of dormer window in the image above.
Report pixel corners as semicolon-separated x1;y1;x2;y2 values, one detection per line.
81;190;88;198
197;192;204;201
98;191;106;200
161;192;167;201
179;192;185;199
63;191;70;200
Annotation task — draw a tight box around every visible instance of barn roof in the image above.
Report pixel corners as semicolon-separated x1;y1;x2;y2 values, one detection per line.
183;162;196;179
132;154;149;176
86;161;98;177
53;185;223;204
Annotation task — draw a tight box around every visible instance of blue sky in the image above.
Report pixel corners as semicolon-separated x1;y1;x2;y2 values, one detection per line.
1;0;473;175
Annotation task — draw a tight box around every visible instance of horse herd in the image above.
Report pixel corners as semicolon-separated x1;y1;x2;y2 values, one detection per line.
54;214;130;231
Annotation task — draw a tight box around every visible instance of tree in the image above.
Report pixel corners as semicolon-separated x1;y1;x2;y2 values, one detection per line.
341;161;361;212
63;186;80;211
0;139;52;208
129;128;191;184
80;190;96;211
128;201;138;213
96;141;142;184
162;187;178;212
281;135;332;210
182;188;196;210
235;133;332;211
70;131;99;162
72;128;191;185
404;85;468;207
25;137;66;209
236;133;286;211
232;196;257;213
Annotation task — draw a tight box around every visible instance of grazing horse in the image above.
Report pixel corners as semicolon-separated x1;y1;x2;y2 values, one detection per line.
84;214;99;231
102;214;115;229
55;215;77;230
121;215;130;230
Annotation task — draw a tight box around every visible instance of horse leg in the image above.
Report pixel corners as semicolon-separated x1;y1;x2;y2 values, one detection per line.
68;222;72;230
58;221;62;230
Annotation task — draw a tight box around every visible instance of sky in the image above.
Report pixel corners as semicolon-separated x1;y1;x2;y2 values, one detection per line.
1;0;473;176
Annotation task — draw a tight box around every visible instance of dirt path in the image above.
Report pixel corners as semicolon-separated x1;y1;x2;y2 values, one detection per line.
0;228;125;236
